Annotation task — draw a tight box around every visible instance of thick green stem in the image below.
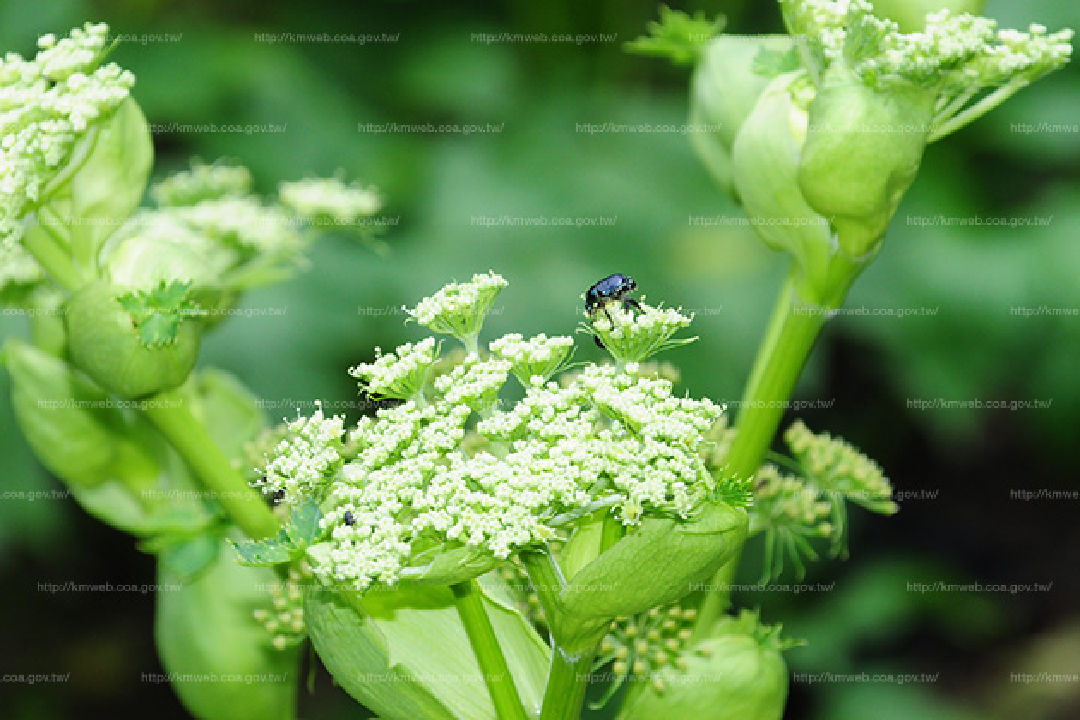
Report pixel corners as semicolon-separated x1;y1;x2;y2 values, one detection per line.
21;225;83;292
521;549;604;720
693;268;835;639
142;388;278;539
541;647;596;720
450;580;528;720
723;273;829;482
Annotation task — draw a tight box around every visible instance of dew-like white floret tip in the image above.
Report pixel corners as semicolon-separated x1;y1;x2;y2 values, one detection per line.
256;402;346;505
278;177;382;225
312;357;727;591
1;23;133;245
405;271;508;338
151;161;253;207
348;337;439;399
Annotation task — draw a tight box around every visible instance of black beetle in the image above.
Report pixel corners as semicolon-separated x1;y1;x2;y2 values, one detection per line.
585;274;642;348
343;510;356;526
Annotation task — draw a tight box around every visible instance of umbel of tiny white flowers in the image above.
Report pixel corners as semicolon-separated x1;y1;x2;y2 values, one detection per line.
0;23;134;246
404;270;508;350
259;275;735;592
584;302;698;366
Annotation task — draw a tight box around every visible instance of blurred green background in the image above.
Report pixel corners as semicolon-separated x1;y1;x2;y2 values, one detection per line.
1;0;1077;718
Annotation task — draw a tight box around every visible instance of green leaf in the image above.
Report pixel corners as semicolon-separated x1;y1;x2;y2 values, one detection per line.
304;577;550;720
752;45;801;78
625;5;726;66
156;534;301;720
231;500;323;566
117;280;199;347
153;534;221;582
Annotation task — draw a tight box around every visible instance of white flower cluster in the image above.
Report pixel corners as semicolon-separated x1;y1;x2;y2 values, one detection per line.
150;161;253;207
261;276;718;591
278;177;382;226
312;359;721;590
405;271;508;343
785;0;1072;92
432;354;511;409
588;303;695;364
489;332;574;385
175;197;303;254
1;23;133;245
348;337;440;400
256;402;346;505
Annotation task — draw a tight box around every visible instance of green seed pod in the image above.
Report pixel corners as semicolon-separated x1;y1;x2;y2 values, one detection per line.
304;579;550;720
556;502;747;648
797;64;935;258
619;614;788;720
64;280;201;399
689;35;794;193
870;0;986;32
155;535;301;720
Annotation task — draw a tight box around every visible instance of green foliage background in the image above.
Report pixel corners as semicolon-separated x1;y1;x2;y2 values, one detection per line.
0;0;1077;718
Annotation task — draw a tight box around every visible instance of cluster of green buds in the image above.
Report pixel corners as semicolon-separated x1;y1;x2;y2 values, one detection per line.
256;272;746;601
607;609;793;720
748;419;897;579
635;1;1072;307
252;564;310;651
597;603;700;698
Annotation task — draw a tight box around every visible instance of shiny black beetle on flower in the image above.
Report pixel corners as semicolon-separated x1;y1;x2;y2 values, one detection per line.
585;273;642;348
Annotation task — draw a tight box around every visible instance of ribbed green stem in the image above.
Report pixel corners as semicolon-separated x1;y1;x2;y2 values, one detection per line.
450;580;528;720
541;647;596;720
694;269;831;640
142;388;278;539
21;225;83;292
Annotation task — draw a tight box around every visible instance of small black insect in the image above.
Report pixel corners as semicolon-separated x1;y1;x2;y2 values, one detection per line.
585;273;642;348
343;510;356;526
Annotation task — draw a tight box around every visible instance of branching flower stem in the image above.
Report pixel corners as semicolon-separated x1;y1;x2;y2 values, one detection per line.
449;579;529;720
143;388;279;539
694;269;832;638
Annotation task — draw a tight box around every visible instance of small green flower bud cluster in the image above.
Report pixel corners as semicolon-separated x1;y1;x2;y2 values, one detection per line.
489;332;574;385
150;161;253;207
348;337;440;400
1;23;134;245
784;418;896;514
599;603;700;696
252;563;310;651
749;419;898;578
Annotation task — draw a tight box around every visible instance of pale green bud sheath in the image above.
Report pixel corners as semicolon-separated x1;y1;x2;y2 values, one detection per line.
685;0;1071;636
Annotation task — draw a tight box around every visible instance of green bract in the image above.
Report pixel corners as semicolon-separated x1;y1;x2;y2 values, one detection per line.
554;501;747;651
64;280;201;398
702;0;1071;303
618;612;789;720
156;535;302;720
304;580;550;720
2;338;156;489
689;34;794;193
